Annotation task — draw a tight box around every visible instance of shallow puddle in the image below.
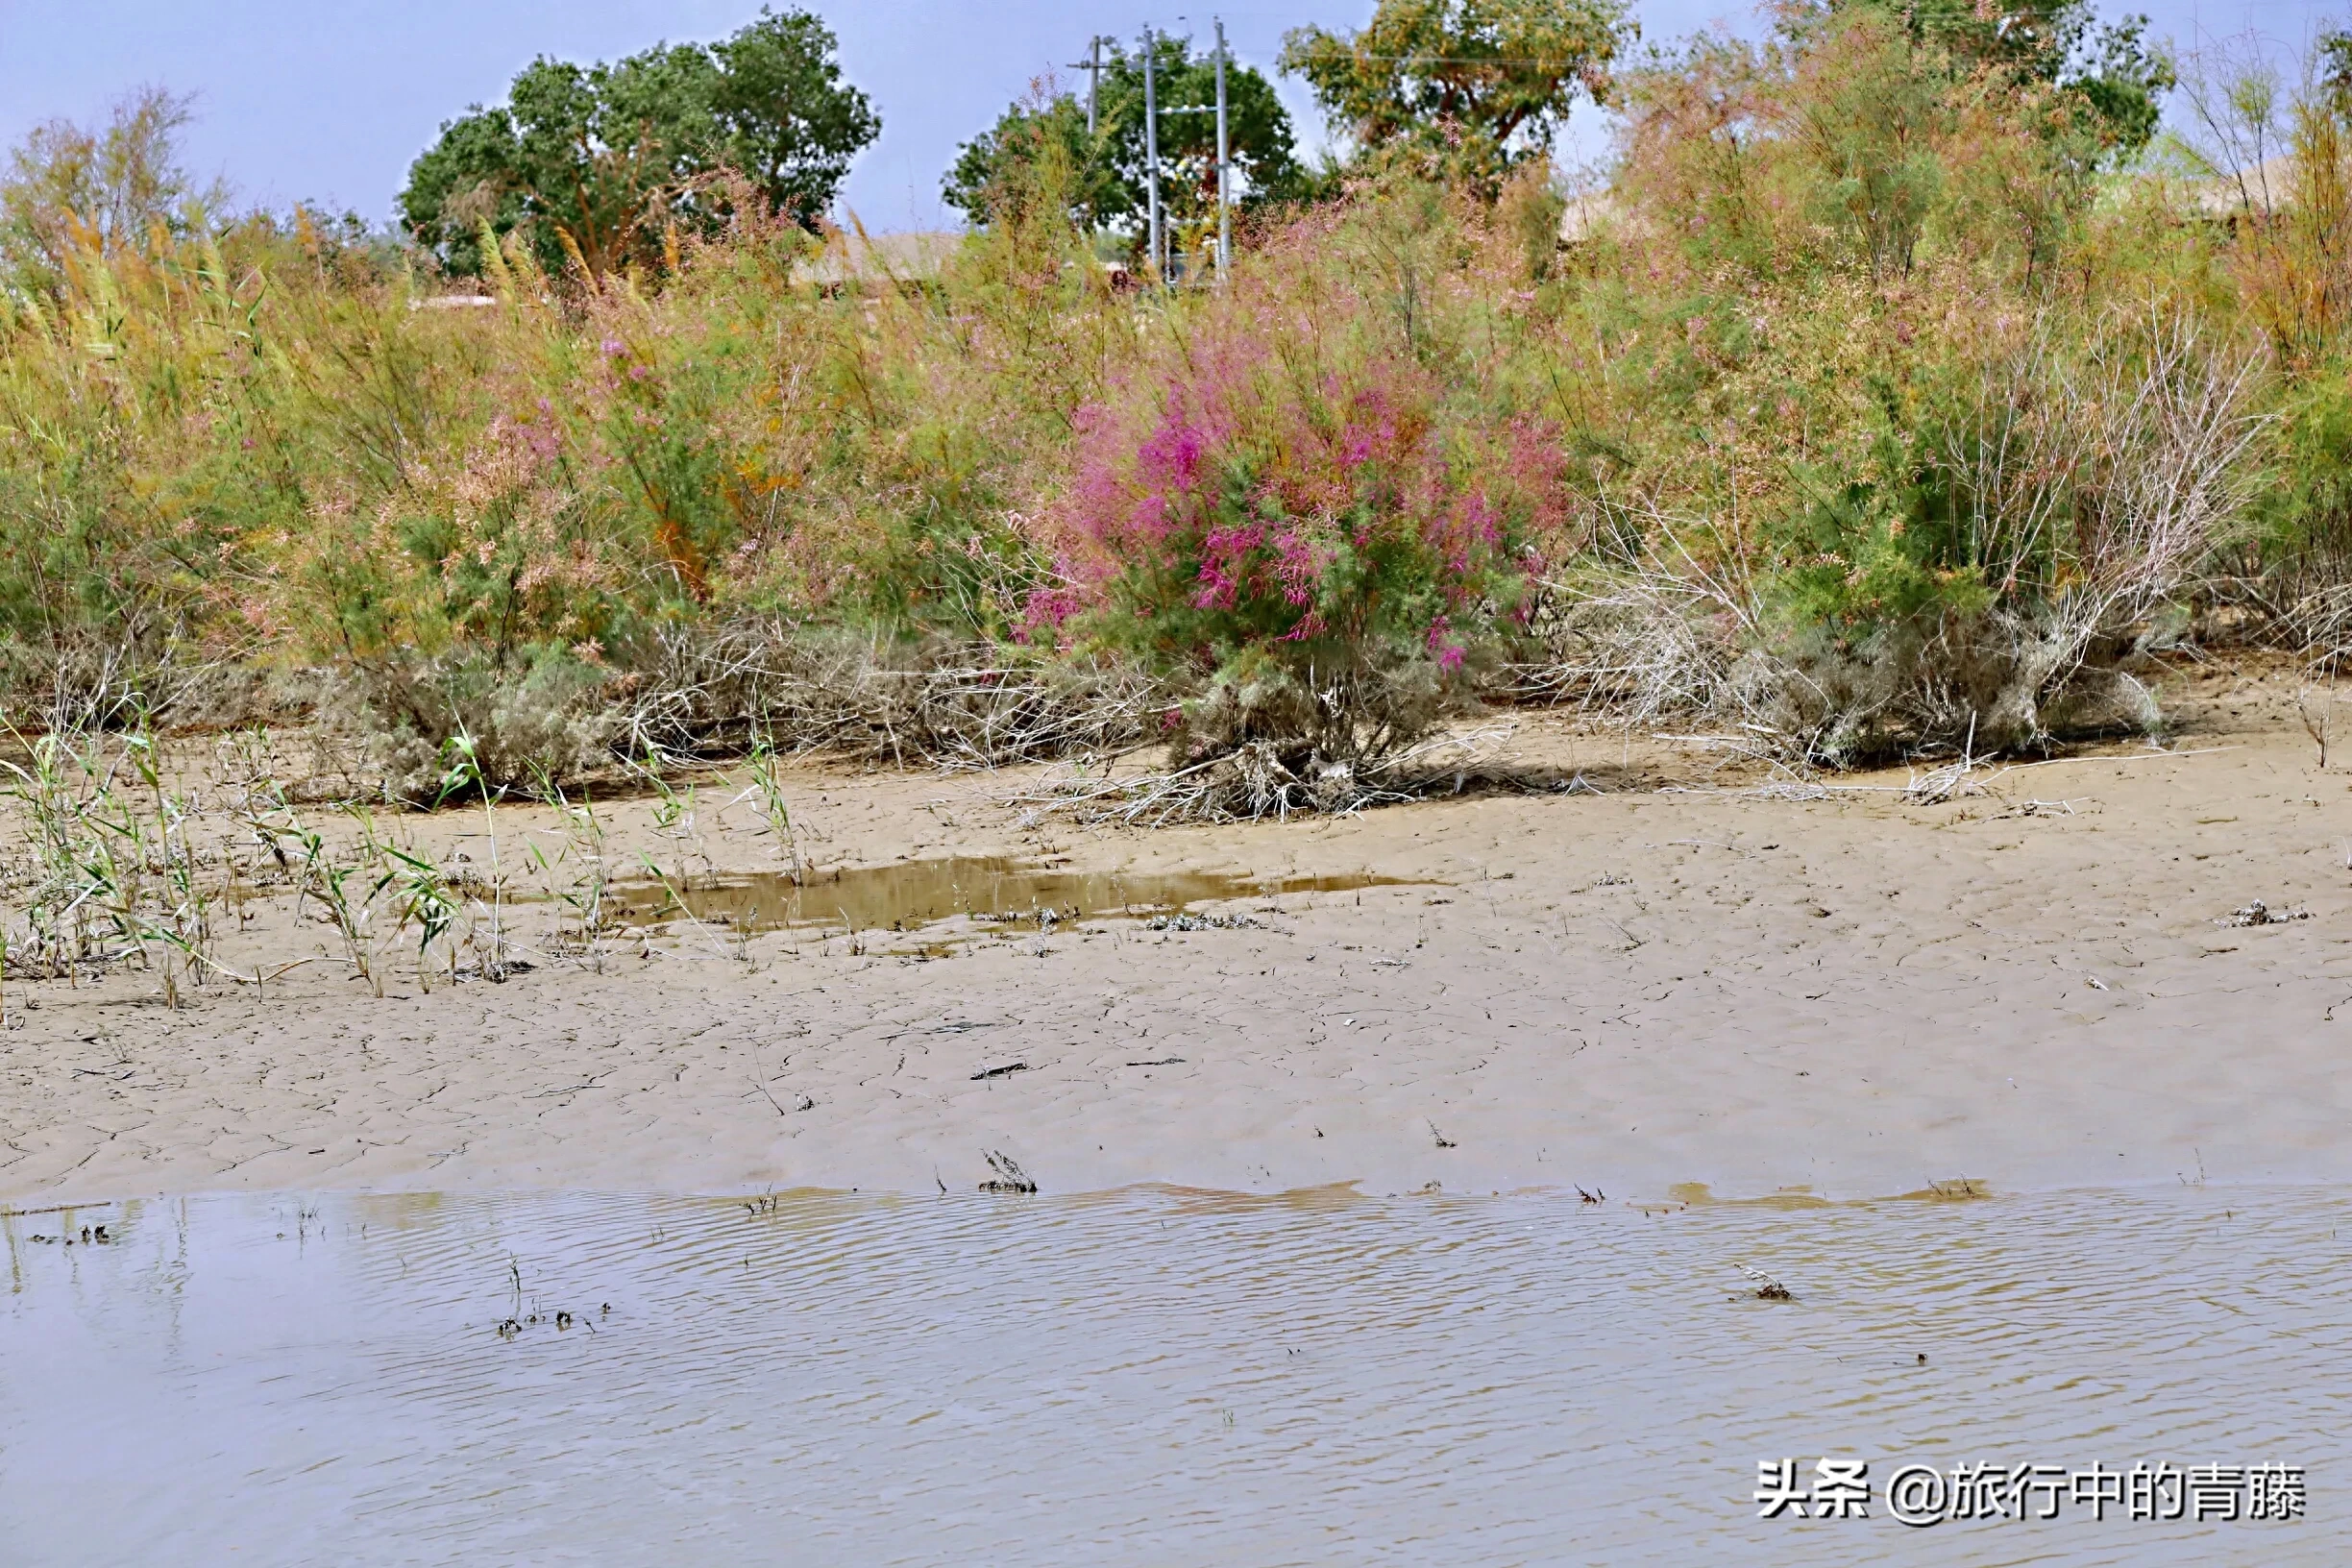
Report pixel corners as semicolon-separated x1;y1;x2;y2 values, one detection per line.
601;855;1425;935
3;1184;2341;1564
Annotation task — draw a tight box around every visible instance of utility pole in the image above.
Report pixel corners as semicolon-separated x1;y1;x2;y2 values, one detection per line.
1064;36;1111;238
1142;26;1164;282
1066;36;1107;135
1214;17;1231;278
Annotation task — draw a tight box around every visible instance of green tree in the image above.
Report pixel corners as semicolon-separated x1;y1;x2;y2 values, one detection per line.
2321;27;2352;112
943;90;1125;230
399;7;877;279
944;37;1305;235
707;10;883;208
1829;0;2172;155
1280;0;1630;194
2060;10;2174;153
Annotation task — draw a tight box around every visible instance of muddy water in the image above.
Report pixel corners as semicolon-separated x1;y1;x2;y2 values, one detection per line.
3;1186;2343;1566
601;855;1427;935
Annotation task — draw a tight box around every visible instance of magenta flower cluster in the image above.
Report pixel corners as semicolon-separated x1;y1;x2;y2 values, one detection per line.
1026;316;1559;671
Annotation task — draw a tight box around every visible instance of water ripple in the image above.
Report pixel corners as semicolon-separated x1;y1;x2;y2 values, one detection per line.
2;1185;2343;1565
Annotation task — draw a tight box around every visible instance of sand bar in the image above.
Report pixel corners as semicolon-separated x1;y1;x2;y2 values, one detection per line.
5;688;2347;1208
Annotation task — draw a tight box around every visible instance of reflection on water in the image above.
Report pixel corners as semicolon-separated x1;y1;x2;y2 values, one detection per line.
600;855;1426;935
2;1186;2342;1566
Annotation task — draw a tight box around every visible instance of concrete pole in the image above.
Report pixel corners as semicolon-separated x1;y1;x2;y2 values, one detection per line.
1066;37;1107;237
1142;27;1164;281
1214;17;1231;278
1087;37;1102;135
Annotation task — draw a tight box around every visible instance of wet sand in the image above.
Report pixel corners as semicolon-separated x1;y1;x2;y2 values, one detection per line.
5;663;2348;1206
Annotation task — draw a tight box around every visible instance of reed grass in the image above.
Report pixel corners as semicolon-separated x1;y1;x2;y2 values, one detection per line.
6;12;2352;813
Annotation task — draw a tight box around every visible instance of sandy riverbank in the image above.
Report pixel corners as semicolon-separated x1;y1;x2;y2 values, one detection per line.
5;662;2348;1207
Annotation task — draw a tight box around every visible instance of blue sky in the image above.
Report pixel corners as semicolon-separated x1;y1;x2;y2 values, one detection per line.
0;0;2343;233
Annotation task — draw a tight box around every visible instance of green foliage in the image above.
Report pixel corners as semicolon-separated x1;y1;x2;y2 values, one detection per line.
0;0;2335;783
2064;11;2174;153
1838;0;2174;156
1790;12;1954;281
399;7;878;278
944;37;1305;239
1564;2;2265;757
708;10;886;213
1281;0;1630;194
0;115;1124;740
943;93;1126;233
0;691;224;1003
395;110;529;278
0;86;229;299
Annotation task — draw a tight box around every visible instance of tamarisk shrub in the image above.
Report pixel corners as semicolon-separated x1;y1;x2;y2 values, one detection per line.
1029;208;1563;806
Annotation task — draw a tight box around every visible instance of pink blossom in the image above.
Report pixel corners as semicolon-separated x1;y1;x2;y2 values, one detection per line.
1276;609;1329;643
1020;253;1572;671
1272;527;1324;607
1015;584;1084;644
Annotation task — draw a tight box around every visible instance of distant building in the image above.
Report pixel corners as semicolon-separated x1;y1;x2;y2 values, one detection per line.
2178;153;2300;220
1557;190;1623;245
794;231;960;289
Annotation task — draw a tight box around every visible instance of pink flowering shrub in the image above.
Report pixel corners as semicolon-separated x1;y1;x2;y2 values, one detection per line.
1032;254;1559;782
